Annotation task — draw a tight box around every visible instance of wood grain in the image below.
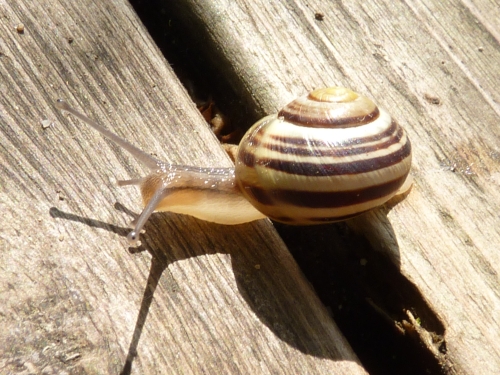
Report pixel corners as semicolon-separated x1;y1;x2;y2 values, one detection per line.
167;0;500;374
0;0;367;374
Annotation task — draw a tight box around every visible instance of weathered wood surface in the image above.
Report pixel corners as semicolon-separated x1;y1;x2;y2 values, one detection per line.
0;1;367;374
167;0;500;374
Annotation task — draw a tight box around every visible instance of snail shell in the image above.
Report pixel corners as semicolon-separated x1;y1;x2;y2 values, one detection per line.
235;87;412;224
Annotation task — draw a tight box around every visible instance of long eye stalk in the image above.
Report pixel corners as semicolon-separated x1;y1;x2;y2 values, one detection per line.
56;100;162;170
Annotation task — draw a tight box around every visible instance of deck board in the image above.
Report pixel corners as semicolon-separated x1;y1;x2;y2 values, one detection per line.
0;0;367;373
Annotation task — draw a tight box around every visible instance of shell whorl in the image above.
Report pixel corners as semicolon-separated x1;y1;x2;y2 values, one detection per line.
278;87;380;128
235;87;412;224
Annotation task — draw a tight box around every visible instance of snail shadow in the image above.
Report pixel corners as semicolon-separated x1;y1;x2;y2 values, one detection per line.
125;215;359;364
51;204;386;372
49;206;133;244
50;203;410;374
52;197;446;374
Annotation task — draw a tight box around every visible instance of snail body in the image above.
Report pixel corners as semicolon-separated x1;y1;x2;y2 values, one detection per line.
56;87;411;245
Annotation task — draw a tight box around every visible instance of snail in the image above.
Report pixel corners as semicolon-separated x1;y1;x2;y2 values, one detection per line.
56;87;412;245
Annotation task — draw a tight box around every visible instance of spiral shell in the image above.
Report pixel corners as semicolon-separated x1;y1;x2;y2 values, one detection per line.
235;87;412;224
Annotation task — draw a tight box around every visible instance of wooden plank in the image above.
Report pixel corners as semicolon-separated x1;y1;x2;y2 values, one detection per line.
0;0;367;374
167;0;500;374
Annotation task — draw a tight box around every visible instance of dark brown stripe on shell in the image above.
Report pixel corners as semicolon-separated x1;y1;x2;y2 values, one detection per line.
241;174;408;209
240;149;256;167
254;139;411;176
278;105;379;128
264;125;404;158
238;122;266;167
241;184;275;205
270;120;399;148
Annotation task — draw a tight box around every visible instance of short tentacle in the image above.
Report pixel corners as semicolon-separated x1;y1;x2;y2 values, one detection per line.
126;183;170;245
